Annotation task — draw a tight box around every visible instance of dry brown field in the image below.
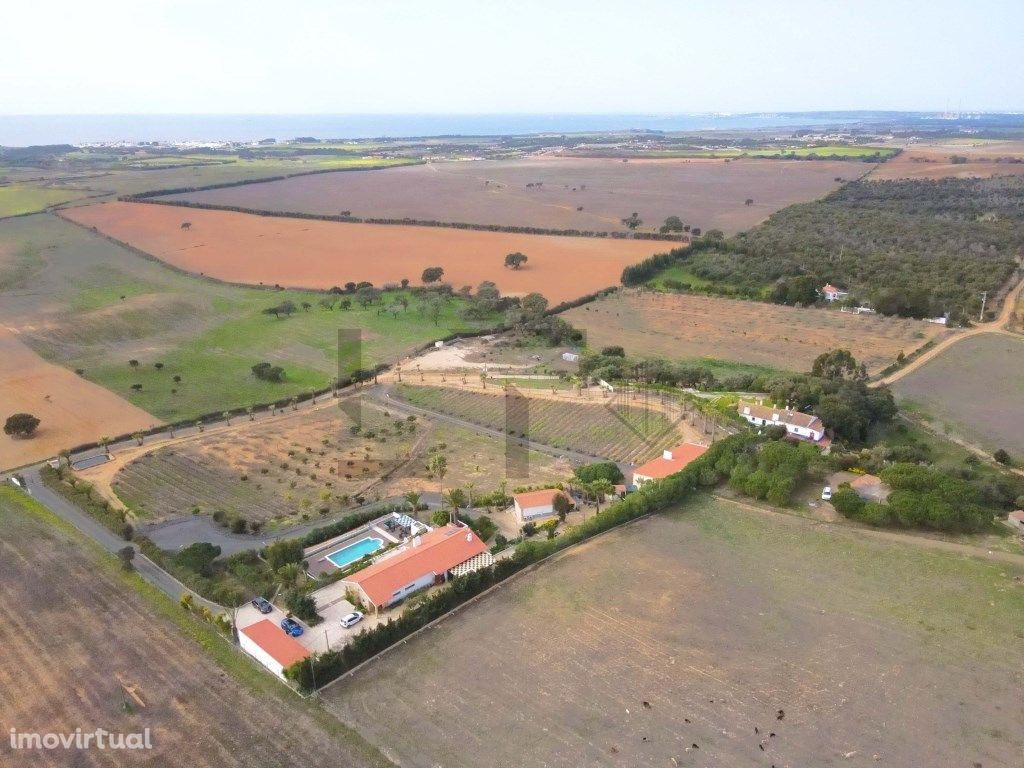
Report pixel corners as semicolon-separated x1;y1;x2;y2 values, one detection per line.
870;140;1024;180
163;156;858;236
0;488;388;768
63;202;660;304
0;328;158;471
326;496;1024;768
562;290;949;373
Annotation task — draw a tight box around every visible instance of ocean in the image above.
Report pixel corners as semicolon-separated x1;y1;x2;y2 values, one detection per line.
0;112;915;147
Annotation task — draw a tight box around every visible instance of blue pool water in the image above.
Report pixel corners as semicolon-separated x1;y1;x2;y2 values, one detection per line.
325;537;384;569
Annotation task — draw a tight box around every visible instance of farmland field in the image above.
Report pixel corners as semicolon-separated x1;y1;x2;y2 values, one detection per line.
326;494;1024;768
62;201;660;305
397;384;691;463
0;487;389;768
0;181;92;217
109;396;573;527
161;156;859;236
892;333;1024;456
562;290;948;373
39;155;420;201
869;139;1024;180
0;328;157;471
0;213;500;423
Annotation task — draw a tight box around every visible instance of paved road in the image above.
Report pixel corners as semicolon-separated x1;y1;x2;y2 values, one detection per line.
20;466;223;612
140;491;443;555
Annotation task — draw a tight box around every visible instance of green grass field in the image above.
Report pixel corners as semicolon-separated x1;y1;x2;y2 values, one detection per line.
0;182;89;217
0;213;502;422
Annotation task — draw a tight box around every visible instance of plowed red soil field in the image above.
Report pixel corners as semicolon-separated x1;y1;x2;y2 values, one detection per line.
63;202;662;304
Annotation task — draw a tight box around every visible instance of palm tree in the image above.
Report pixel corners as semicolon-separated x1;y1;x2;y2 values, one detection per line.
195;420;204;433
275;563;305;590
480;372;488;390
58;449;71;468
465;481;476;510
403;491;421;514
497;479;508;509
132;431;144;447
428;454;448;499
443;488;464;524
290;396;299;412
222;411;232;426
99;436;111;456
589;479;615;514
247;406;255;422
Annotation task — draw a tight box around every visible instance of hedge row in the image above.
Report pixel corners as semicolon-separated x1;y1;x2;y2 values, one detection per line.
126;197;687;242
285;431;762;691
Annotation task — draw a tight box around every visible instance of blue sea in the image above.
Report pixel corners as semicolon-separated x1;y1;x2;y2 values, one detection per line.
0;112;924;147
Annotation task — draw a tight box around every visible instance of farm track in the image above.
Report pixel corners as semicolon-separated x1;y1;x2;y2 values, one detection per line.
877;271;1023;386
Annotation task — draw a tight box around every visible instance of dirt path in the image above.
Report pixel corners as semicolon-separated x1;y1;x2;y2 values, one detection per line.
713;493;1024;568
877;272;1023;386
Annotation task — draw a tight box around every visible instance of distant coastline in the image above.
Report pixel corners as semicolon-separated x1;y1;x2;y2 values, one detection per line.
4;111;1019;147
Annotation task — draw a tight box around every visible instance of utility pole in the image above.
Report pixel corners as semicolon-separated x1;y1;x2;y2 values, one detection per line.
979;291;988;322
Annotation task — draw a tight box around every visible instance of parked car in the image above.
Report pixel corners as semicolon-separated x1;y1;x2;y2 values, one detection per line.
821;486;833;501
251;597;272;614
340;611;364;628
280;617;304;637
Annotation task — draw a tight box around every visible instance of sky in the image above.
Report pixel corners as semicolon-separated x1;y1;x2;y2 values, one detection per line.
2;0;1022;115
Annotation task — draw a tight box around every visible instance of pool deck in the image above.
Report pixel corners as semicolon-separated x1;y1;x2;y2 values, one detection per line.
305;515;405;578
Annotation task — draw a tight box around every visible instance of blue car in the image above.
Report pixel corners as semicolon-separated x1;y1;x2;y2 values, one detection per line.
280;617;304;637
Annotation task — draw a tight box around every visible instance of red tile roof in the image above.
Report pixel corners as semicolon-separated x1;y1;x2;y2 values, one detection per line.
1009;510;1024;523
738;401;823;431
513;488;574;509
240;619;309;668
344;525;488;607
632;442;709;480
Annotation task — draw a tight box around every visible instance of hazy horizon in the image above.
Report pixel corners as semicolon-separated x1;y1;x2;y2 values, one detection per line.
2;0;1022;117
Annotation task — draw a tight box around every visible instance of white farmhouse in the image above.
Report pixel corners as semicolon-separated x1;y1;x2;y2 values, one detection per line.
738;401;827;445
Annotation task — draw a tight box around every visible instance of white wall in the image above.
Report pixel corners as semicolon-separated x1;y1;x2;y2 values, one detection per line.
385;572;436;607
516;501;555;520
239;633;286;680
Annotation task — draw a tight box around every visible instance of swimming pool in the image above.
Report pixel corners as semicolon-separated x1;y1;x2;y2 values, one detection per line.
325;536;384;569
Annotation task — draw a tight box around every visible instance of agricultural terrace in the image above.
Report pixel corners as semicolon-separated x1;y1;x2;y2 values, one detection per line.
869;139;1024;180
162;156;857;236
561;290;947;373
0;214;500;423
396;384;691;463
327;495;1024;768
0;488;389;768
110;398;572;528
63;201;660;305
893;333;1024;457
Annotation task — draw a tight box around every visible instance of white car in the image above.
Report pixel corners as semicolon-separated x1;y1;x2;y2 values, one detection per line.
821;486;833;501
340;611;364;628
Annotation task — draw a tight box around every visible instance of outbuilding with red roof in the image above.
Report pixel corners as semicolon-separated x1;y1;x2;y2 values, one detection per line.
631;442;709;486
239;619;310;680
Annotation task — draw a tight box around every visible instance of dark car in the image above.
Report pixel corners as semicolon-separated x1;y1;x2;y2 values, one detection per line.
280;617;304;637
251;597;272;614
